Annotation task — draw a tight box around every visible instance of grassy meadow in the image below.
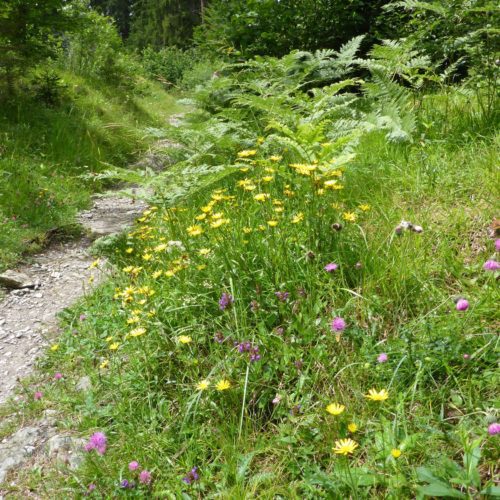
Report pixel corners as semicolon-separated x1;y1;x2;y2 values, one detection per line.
4;72;498;497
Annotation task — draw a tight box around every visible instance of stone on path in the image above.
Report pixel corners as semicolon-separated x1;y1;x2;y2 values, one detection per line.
0;271;34;290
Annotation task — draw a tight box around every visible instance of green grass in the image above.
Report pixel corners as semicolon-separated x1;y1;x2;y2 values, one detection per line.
0;71;181;270
3;89;498;498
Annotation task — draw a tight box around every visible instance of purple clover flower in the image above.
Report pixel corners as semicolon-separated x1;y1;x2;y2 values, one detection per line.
275;291;289;302
236;341;261;362
34;391;43;400
331;317;346;332
139;470;152;485
483;260;500;271
488;423;500;435
182;466;199;485
377;353;388;363
496;239;500;252
324;262;338;272
219;292;234;311
54;372;63;380
84;432;107;455
456;299;469;311
128;460;139;471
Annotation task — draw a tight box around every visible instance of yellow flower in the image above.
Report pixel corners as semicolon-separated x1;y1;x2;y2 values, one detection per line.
326;403;345;416
142;253;152;261
391;449;402;458
292;212;304;224
123;266;134;273
127;316;140;325
196;380;210;391
198;248;211;256
195;213;207;221
348;423;358;433
365;388;389;401
290;163;317;176
187;225;203;236
152;270;162;279
262;176;274;182
238;149;257;158
269;155;282;162
89;259;100;269
267;220;278;227
106;336;114;342
342;212;357;222
201;204;213;213
333;439;358;456
197;264;207;270
257;136;264;144
216;379;231;391
210;218;230;229
154;243;168;252
50;344;59;352
324;179;339;188
243;227;253;234
125;248;134;254
254;193;269;202
243;183;256;191
109;342;120;350
178;335;192;344
359;204;371;212
100;359;109;369
130;327;146;337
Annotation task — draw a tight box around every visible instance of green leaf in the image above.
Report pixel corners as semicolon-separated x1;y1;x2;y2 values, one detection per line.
418;483;466;498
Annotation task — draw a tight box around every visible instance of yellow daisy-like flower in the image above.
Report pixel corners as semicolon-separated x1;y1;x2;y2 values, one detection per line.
342;212;357;222
237;149;257;158
254;193;270;202
50;344;59;352
196;380;210;391
290;163;317;176
292;212;304;224
262;176;274;182
178;335;192;344
100;359;109;369
106;336;114;342
243;227;253;234
348;423;358;433
109;342;120;350
267;220;278;227
125;248;134;254
123;266;134;273
187;225;203;236
365;388;389;401
210;218;230;229
89;259;100;269
195;213;207;221
142;253;152;261
127;316;140;325
326;403;345;416
197;264;207;271
201;204;213;213
359;204;371;212
243;183;256;191
216;379;231;391
154;243;168;252
198;248;211;256
130;327;146;338
152;270;162;279
333;439;358;456
269;155;282;162
391;449;402;458
324;179;339;188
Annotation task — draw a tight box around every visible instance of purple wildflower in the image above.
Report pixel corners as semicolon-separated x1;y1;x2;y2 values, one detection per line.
294;359;303;370
290;404;302;416
331;317;346;332
54;372;63;380
488;423;500;435
275;326;284;336
324;262;338;272
219;292;234;311
250;300;260;312
483;260;500;271
139;470;152;485
120;480;131;489
275;291;289;302
128;460;139;471
214;331;225;343
80;314;87;321
377;353;388;363
182;466;199;485
85;432;107;455
87;484;96;492
495;239;500;252
34;391;43;400
456;299;469;311
463;354;470;360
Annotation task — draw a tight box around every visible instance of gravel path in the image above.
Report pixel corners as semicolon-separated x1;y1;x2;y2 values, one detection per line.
0;195;147;405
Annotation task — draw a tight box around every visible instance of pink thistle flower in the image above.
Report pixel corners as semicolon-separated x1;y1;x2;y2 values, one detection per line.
377;353;388;363
483;260;500;271
139;470;152;485
456;299;469;311
324;262;338;272
128;460;139;471
463;354;470;360
331;317;346;332
487;423;500;435
34;391;43;400
54;372;63;380
495;239;500;252
85;432;107;455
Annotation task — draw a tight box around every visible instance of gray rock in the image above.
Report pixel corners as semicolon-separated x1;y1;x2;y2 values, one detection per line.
0;271;34;289
76;376;92;392
46;435;86;470
0;426;41;483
